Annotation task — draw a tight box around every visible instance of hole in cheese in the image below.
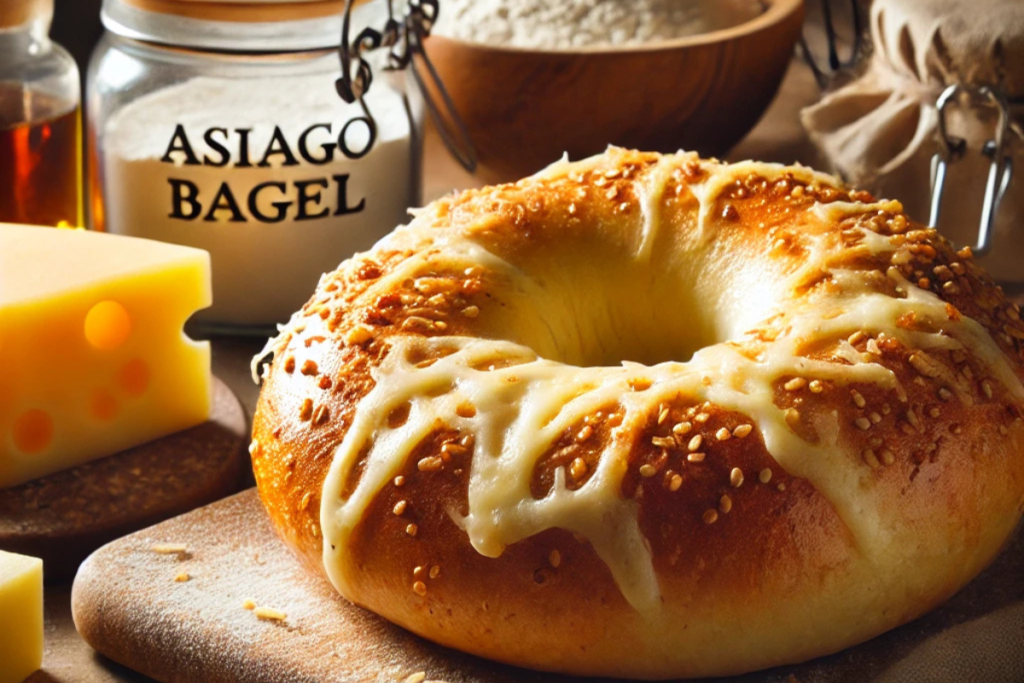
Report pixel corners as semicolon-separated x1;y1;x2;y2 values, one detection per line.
90;391;119;421
13;410;54;454
84;301;132;351
118;358;150;397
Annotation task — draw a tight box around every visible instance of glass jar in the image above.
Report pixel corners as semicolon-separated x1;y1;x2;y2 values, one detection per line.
0;0;81;228
88;0;424;334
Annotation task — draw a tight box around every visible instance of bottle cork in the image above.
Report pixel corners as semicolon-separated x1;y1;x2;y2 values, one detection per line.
0;0;53;29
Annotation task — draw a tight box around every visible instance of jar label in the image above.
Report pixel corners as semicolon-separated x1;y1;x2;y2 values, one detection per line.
101;75;416;328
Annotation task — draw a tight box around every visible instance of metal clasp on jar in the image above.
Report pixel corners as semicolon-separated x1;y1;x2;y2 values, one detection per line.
929;84;1015;257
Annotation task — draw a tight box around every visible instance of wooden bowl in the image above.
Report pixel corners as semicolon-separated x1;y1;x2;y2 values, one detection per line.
423;0;804;183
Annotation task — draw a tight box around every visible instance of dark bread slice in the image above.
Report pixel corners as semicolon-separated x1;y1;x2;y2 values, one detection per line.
0;377;248;580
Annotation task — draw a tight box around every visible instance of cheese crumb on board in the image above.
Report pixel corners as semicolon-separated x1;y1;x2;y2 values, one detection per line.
254;605;287;621
0;550;43;683
151;543;189;555
0;223;211;488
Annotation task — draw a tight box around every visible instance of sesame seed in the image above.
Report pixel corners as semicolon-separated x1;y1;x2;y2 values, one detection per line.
312;403;330;426
862;449;880;469
687;452;705;463
854;417;872;430
928;406;940;418
570;457;588;479
909;352;940;378
283;356;296;373
430;565;441;579
301;359;319;376
694;412;710;424
778;483;787;491
851;390;866;408
982;380;993;399
393;500;407;515
759;468;773;484
299;492;312;511
669;473;683;491
658;407;670;424
785;408;801;429
242;599;256;610
461;305;480;318
413;566;425;579
938;387;953;401
784;377;806;391
406;523;418;537
394;475;405;487
869;412;882;424
715;427;732;441
651;435;675;449
299;398;313;422
577;425;593;442
719;495;733;514
417;456;443;472
809;380;824;393
730;467;744;487
848;331;866;345
673;421;693;435
733;423;753;438
549;550;561;568
639;463;657;478
906;409;920;428
880;449;895;465
345;325;373;346
688;435;703;451
702;509;719;524
568;203;577;215
412;581;427;596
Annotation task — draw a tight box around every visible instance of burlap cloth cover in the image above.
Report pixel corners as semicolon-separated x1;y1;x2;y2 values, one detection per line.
801;0;1024;285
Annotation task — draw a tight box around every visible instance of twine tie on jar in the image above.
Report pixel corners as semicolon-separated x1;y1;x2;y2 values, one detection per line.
336;0;477;171
929;85;1015;256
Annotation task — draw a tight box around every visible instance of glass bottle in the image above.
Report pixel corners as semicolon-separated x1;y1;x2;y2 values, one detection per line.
0;0;82;228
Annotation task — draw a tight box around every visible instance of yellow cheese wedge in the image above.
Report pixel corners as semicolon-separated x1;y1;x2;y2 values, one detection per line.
0;550;43;683
0;224;211;488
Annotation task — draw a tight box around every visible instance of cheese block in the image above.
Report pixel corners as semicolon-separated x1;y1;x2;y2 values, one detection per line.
0;224;212;488
0;550;42;683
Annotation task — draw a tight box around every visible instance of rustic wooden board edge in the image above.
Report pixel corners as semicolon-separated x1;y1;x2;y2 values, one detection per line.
69;488;1024;683
0;376;250;580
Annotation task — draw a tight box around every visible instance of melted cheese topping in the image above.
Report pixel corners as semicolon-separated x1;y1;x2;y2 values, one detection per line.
315;154;1024;618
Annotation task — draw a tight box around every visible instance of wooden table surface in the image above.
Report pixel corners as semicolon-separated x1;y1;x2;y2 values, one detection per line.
33;56;823;683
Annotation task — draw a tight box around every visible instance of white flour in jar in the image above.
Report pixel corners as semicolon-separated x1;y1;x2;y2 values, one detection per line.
432;0;765;49
101;69;417;329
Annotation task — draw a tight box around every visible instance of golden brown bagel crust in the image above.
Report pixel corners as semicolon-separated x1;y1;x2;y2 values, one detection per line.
251;149;1024;679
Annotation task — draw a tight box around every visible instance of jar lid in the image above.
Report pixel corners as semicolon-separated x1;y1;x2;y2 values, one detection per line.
0;0;52;29
102;0;376;52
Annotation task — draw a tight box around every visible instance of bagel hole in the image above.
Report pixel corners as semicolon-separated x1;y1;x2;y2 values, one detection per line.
490;242;780;368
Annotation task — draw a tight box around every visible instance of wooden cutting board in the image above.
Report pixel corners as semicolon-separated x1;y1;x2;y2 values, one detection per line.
0;377;249;580
71;488;1024;683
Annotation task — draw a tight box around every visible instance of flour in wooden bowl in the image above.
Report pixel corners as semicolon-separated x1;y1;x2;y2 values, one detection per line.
432;0;765;49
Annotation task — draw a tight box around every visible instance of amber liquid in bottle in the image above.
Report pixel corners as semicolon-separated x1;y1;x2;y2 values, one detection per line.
0;83;81;227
